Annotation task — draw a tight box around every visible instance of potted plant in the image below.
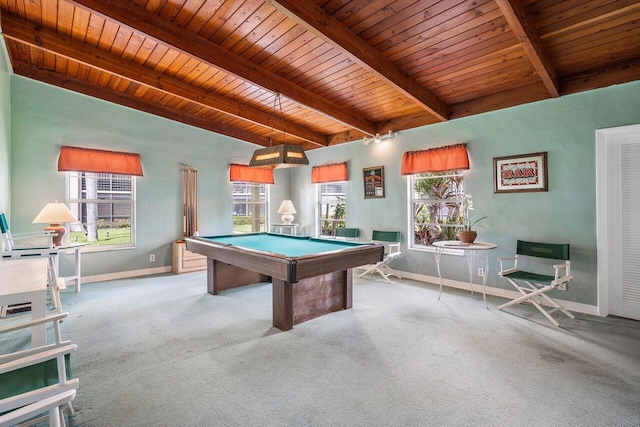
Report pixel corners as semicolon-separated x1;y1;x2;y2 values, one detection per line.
458;194;487;244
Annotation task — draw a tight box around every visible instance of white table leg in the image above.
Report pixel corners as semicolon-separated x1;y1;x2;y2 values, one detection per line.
74;247;81;292
434;246;444;300
477;250;489;309
465;250;475;295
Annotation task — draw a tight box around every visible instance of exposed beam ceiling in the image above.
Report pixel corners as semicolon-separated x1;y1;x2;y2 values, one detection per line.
0;0;637;151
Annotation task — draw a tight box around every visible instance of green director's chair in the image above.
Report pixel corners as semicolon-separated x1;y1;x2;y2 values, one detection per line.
498;240;574;327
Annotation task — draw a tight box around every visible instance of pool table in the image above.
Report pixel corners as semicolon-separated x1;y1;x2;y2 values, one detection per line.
185;233;384;331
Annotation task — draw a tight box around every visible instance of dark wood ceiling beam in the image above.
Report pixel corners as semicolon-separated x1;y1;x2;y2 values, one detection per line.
0;13;328;147
67;0;377;136
12;61;271;147
494;0;560;97
267;0;449;122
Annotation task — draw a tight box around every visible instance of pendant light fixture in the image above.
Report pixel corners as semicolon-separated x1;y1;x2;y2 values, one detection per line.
249;92;309;169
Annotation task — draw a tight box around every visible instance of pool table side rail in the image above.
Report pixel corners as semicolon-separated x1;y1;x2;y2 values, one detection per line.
185;236;384;283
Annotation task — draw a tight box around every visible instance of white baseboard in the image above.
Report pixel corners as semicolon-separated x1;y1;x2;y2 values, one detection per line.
80;265;599;317
80;266;172;284
381;268;600;317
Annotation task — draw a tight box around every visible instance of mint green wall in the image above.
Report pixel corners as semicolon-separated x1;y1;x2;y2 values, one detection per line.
0;38;11;215
8;56;640;307
10;76;290;277
290;81;640;306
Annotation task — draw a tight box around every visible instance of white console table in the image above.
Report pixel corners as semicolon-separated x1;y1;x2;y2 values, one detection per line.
271;223;298;235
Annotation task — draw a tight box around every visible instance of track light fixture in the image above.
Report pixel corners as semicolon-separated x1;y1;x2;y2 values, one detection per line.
363;130;397;145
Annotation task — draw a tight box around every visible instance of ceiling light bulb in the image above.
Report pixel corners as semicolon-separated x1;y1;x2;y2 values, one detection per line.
374;133;382;143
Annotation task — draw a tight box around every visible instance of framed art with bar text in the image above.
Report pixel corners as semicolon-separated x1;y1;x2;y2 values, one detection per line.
493;152;548;193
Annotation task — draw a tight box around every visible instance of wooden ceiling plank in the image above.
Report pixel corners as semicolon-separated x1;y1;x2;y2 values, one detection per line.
552;32;640;76
407;34;519;81
268;0;448;121
382;4;503;64
544;12;640;52
218;3;275;51
536;0;638;37
233;15;295;59
207;1;264;47
494;0;560;97
373;0;496;57
56;0;75;37
172;0;208;28
336;0;399;31
0;13;328;147
357;0;444;46
184;0;226;35
67;0;377;135
561;57;640;95
448;82;551;119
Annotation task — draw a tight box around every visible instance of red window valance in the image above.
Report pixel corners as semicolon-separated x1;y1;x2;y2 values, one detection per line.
58;146;144;176
311;162;348;183
401;143;469;175
229;163;274;184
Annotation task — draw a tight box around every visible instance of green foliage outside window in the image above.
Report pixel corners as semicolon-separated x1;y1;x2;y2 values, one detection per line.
321;197;346;236
412;172;464;246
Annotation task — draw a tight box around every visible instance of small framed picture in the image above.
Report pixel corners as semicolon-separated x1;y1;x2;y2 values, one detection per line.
493;152;548;193
363;166;385;199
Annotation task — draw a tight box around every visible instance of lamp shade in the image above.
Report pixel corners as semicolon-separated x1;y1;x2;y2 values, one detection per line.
249;144;309;169
33;202;77;224
32;202;77;246
277;200;296;214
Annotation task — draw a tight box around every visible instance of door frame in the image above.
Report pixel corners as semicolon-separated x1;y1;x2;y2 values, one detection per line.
595;124;640;317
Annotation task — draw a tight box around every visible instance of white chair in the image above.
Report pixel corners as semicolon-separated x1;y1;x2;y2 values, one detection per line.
1;213;64;317
0;389;77;427
358;230;402;283
0;312;79;426
1;213;58;257
498;240;574;327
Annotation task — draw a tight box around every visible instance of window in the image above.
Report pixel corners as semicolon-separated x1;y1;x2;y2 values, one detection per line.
66;172;135;249
318;182;346;237
232;182;268;233
410;171;464;249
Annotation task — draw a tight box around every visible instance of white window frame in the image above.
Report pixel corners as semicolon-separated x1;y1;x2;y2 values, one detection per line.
65;172;136;252
407;171;465;254
317;181;347;238
232;182;270;234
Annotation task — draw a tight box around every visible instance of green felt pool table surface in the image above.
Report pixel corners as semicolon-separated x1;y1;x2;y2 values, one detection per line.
198;233;365;258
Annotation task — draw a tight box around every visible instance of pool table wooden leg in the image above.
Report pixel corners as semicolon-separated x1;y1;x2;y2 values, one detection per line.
272;270;353;331
272;278;294;331
207;259;268;295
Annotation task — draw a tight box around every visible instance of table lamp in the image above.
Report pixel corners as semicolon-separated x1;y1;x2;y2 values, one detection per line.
32;201;77;246
277;200;296;224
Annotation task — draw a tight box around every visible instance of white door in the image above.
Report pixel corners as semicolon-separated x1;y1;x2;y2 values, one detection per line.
596;125;640;321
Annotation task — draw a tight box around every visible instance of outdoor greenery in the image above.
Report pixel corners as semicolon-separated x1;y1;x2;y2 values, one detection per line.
233;215;265;233
321;197;345;236
413;172;464;246
70;227;131;246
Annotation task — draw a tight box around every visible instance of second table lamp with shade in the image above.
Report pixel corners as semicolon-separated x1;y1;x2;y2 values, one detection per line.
277;200;296;224
32;202;77;246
